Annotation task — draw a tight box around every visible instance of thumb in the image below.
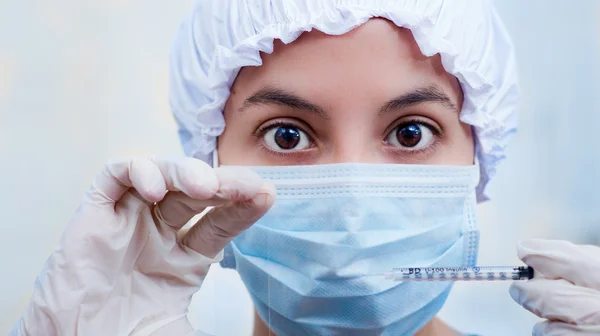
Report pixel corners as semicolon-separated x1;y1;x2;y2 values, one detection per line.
181;182;276;258
517;239;600;291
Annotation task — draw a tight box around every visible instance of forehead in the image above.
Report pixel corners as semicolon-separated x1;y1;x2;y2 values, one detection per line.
269;18;429;66
232;18;458;104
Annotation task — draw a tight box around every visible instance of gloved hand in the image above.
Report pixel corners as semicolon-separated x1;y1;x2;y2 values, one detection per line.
510;239;600;335
10;157;275;336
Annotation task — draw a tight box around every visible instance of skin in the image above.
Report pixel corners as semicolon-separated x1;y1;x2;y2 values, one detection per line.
217;18;474;336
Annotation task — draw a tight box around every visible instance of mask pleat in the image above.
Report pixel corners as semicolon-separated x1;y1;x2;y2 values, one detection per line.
220;163;480;335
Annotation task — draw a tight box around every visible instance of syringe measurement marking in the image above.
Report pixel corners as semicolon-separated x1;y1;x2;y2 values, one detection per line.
381;266;533;281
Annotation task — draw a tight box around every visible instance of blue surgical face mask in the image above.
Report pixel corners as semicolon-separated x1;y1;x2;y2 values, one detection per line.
220;163;480;336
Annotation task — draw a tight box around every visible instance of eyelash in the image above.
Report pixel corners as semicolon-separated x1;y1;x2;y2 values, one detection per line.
253;120;315;157
254;118;443;156
384;118;443;156
392;118;442;136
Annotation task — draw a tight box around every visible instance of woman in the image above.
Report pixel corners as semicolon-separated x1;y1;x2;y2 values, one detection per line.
11;1;600;335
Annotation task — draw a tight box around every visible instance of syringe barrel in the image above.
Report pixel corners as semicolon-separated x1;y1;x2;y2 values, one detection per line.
382;266;534;281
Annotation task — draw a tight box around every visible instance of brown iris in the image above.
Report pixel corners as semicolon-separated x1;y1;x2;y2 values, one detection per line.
274;127;301;149
396;124;422;147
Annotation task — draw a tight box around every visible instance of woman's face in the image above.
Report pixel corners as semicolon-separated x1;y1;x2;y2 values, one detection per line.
218;19;474;166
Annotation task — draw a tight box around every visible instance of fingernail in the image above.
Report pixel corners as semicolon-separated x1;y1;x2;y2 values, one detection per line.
508;284;521;303
252;193;270;207
260;181;277;195
518;240;532;249
517;239;539;260
532;322;545;336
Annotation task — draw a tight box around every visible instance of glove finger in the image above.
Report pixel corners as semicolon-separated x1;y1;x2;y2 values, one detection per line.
156;166;265;229
518;239;600;291
91;157;167;205
509;278;600;325
182;181;276;258
150;156;218;199
533;320;600;336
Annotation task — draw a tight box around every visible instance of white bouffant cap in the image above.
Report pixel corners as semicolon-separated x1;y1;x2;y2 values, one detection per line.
169;0;519;201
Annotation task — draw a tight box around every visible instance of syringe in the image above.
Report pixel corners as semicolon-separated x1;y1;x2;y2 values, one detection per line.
377;266;534;281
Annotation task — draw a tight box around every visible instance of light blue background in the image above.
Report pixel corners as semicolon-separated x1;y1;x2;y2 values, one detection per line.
1;1;598;335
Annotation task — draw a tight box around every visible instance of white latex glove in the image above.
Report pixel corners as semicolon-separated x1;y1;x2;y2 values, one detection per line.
10;157;275;336
510;239;600;336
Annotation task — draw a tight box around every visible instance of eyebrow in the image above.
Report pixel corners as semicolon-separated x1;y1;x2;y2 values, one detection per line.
378;85;458;115
239;84;457;118
240;87;330;120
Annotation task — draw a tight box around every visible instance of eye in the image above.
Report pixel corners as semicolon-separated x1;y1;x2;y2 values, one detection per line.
263;125;311;152
385;122;435;151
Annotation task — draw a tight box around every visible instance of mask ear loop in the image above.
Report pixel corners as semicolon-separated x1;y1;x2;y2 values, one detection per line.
466;146;481;266
211;149;219;168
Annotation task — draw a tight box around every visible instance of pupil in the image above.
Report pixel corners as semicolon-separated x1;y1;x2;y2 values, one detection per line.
274;127;301;149
397;124;422;147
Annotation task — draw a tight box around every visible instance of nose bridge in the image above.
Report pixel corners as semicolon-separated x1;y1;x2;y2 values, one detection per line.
328;120;378;164
332;147;372;163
